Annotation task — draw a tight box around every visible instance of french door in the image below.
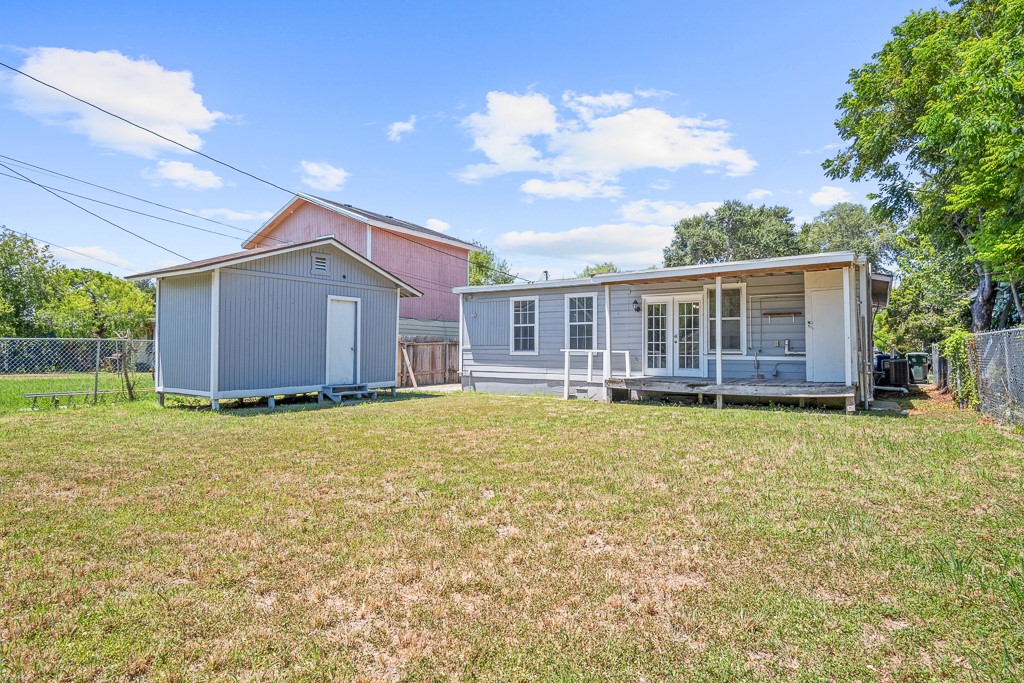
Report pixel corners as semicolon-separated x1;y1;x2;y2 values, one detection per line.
644;295;704;377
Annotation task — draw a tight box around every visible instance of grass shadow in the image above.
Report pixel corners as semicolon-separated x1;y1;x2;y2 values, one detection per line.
164;389;446;417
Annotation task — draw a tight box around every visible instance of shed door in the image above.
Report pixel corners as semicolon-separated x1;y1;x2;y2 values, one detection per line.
806;288;844;382
326;298;358;385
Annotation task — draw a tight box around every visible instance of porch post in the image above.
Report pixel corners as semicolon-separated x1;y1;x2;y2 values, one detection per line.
715;276;723;385
843;267;852;387
210;268;220;410
604;285;612;380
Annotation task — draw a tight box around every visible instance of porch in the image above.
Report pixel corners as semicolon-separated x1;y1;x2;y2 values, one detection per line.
604;374;855;410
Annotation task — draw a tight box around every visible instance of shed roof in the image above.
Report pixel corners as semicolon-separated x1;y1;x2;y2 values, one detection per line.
126;237;423;297
241;194;480;252
453;251;870;295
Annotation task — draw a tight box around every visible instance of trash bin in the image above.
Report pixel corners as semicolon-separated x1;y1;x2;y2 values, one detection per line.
906;352;930;383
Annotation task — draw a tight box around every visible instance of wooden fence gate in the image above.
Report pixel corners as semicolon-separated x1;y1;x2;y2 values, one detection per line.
397;336;459;388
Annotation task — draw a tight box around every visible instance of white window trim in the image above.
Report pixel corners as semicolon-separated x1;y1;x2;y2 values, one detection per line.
564;292;598;351
509;296;540;355
704;283;746;355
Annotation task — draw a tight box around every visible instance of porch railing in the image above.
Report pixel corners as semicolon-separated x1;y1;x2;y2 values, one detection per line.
561;349;634;400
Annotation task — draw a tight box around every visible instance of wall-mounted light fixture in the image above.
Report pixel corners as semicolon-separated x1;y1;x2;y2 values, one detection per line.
632;299;641;313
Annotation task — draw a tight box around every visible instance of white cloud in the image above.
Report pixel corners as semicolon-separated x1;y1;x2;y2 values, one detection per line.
189;208;273;222
299;160;349;192
520;178;623;199
52;245;128;268
387;115;417;142
5;47;225;157
745;188;774;201
458;89;756;197
650;179;672;191
497;222;672;269
143;161;223;190
458;91;559;183
809;185;853;206
618;199;721;225
424;218;451;233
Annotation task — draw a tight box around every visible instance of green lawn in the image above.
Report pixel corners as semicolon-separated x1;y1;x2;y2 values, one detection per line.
0;389;1021;681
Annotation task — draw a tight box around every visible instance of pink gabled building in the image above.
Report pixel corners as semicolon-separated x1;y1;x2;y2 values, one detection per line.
243;194;478;337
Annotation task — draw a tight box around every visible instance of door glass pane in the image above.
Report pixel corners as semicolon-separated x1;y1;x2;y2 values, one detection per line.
677;301;700;370
646;303;667;369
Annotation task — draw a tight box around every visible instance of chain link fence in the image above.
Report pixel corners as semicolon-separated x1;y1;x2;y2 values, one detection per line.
0;338;155;412
935;327;1024;426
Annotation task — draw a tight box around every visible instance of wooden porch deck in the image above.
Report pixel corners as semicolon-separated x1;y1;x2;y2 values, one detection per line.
604;376;855;409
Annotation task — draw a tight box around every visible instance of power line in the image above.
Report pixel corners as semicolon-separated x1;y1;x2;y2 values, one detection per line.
0;161;189;260
0;63;528;283
0;154;267;235
0;60;293;195
3;227;131;271
0;171;265;243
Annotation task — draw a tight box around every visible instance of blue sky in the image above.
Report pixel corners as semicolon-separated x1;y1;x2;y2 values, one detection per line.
1;0;930;280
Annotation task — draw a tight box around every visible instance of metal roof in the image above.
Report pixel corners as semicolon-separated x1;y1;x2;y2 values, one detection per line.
453;251;869;294
126;236;423;297
241;194;480;252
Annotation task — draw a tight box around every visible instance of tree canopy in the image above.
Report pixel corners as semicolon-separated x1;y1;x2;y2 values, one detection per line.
0;227;153;338
576;262;620;278
0;228;58;337
38;269;153;338
823;0;1024;329
468;242;516;286
797;203;896;271
663;200;799;267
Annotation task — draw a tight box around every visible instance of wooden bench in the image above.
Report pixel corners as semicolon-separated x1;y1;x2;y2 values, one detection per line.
23;390;121;408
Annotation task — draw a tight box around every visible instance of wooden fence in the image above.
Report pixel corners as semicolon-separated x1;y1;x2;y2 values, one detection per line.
397;336;459;388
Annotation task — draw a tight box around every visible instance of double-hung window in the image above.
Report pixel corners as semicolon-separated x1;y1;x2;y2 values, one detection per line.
565;294;595;350
510;296;538;354
707;285;745;354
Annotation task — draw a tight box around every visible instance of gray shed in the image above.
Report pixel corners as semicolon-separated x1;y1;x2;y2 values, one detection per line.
129;237;422;409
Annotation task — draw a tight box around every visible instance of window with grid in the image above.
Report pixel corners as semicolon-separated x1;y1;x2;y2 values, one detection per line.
566;295;595;350
708;286;743;353
510;298;537;353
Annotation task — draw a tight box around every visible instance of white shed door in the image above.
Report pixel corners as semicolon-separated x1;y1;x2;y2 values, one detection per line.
326;298;357;385
806;288;844;382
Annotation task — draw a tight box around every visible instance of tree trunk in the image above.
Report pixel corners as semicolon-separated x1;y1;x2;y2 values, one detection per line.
1011;282;1024;321
970;264;997;331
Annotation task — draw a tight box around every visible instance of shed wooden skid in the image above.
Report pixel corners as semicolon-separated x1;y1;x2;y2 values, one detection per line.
455;252;891;411
129;237;421;410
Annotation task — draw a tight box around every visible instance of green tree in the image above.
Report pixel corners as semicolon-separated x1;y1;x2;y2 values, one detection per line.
576;262;620;278
38;269;153;338
468;242;516;286
874;232;973;350
0;228;59;336
823;0;1024;330
797;203;896;271
663;200;799;267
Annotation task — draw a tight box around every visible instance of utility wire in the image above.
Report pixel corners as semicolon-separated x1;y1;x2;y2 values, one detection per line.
0;60;293;195
0;154;267;235
0;63;527;282
0;171;263;243
0;161;190;260
4;227;131;271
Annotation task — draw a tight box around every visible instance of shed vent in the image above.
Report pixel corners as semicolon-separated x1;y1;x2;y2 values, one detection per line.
311;253;329;274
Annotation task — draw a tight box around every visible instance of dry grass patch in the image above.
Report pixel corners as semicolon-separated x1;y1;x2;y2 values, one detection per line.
0;389;1021;681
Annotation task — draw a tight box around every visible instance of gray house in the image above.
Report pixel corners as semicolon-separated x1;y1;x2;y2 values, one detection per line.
454;252;892;411
129;237;422;409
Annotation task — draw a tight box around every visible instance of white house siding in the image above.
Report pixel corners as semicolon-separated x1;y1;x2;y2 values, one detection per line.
461;272;817;396
157;273;211;393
